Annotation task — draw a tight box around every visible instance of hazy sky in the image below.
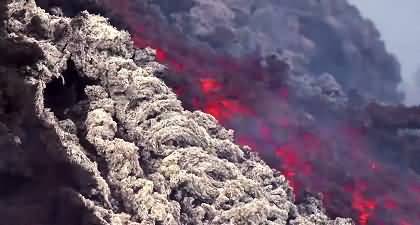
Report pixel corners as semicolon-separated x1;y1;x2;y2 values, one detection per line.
348;0;420;105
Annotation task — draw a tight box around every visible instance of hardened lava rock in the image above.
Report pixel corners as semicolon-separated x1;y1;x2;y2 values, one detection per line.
0;1;353;224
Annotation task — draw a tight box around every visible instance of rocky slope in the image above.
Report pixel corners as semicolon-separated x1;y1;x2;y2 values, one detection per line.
0;0;353;224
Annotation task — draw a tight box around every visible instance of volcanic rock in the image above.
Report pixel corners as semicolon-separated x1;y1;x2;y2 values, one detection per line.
0;0;353;224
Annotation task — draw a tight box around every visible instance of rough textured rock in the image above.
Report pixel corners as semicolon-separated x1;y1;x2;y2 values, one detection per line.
0;0;353;224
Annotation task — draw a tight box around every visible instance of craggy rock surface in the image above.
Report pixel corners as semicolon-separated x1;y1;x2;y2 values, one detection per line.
0;1;353;224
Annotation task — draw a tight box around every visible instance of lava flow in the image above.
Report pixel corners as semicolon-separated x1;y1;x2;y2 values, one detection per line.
102;1;420;224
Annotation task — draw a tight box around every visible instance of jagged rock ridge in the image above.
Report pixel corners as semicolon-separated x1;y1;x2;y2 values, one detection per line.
0;0;353;224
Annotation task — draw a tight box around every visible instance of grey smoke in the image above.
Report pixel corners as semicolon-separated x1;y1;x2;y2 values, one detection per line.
348;0;420;105
142;0;404;103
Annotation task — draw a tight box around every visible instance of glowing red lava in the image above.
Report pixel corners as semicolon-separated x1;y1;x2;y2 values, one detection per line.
102;1;420;224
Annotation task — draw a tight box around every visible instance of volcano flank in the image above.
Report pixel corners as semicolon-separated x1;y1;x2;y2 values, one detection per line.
1;0;420;225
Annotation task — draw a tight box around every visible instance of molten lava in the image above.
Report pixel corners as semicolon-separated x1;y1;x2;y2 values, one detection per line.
102;1;420;224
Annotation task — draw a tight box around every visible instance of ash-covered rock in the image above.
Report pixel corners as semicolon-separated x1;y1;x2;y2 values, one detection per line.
0;0;353;224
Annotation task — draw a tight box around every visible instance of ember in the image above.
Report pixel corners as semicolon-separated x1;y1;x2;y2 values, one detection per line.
100;0;420;224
